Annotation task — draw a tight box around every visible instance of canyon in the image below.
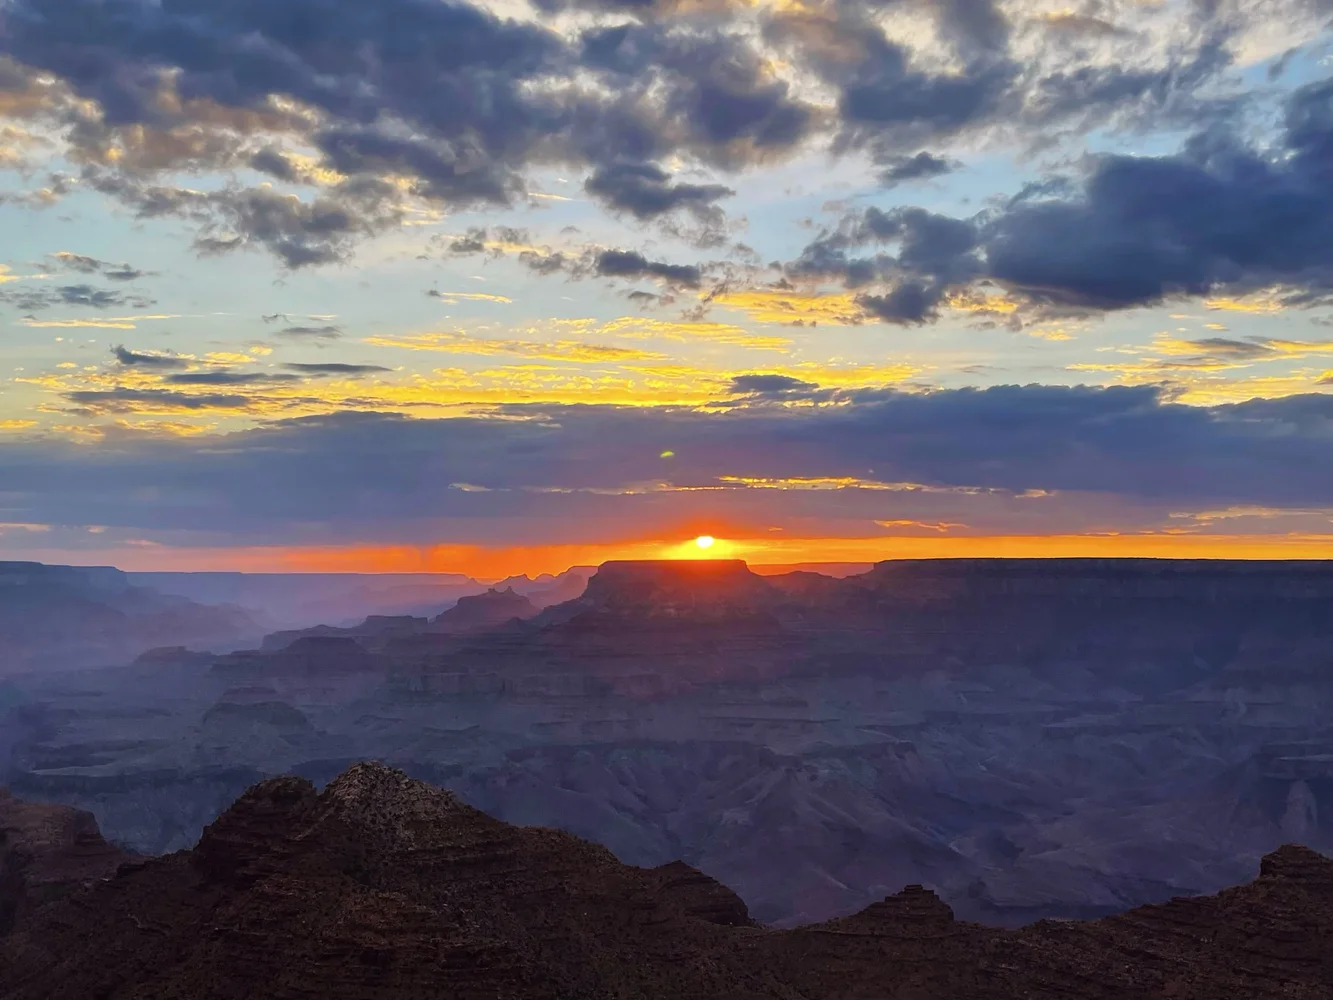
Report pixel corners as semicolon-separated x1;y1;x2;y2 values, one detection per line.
2;558;1332;927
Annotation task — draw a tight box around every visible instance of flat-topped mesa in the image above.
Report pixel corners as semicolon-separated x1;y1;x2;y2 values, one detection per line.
577;559;779;619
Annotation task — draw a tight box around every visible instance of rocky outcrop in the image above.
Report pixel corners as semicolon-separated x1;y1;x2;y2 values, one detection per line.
429;586;539;632
496;566;595;608
3;764;1332;999
0;788;131;934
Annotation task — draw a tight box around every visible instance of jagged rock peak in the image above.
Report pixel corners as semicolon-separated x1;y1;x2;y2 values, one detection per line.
1260;843;1333;885
193;763;470;885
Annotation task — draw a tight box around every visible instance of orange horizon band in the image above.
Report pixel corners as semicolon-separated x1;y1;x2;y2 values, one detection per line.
10;532;1333;578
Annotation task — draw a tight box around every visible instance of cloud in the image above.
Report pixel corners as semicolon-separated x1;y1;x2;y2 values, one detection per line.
788;205;983;323
279;325;342;340
728;373;819;395
61;388;258;414
163;371;302;386
282;363;392;376
112;345;189;369
0;284;154;311
757;76;1333;326
18;313;177;328
878;151;956;188
364;331;667;363
982;78;1333;312
0;0;819;266
50;251;149;281
595;249;702;287
427;290;513;304
6;385;1333;546
584;161;734;220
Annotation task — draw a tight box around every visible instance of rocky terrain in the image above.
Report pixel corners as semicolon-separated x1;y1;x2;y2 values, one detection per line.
0;787;132;935
3;558;1333;927
2;763;1331;999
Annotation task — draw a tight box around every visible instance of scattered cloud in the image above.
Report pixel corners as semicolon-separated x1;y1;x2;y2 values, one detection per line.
364;331;667;363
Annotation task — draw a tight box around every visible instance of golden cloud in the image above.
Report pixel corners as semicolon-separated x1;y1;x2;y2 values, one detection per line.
20;314;180;329
1203;293;1284;313
365;332;666;362
708;288;865;325
598;316;792;349
945;289;1021;315
876;519;968;532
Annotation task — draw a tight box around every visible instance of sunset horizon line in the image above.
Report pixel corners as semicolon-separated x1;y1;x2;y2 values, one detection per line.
13;532;1333;581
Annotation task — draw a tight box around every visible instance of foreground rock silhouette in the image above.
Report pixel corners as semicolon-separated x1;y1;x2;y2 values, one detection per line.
3;762;1332;999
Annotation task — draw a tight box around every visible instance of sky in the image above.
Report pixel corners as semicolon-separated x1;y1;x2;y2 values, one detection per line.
2;0;1333;577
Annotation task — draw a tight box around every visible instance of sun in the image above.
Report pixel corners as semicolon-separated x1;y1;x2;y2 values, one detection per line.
694;535;715;550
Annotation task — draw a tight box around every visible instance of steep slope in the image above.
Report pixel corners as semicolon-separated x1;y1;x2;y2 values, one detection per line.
3;763;1332;1000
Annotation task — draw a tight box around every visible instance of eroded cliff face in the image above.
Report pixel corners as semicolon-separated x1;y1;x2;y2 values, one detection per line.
2;764;1332;1000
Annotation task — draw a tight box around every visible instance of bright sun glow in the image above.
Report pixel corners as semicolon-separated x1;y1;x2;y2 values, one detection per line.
694;535;715;550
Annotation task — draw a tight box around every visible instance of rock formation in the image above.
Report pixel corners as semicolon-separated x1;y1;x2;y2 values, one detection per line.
2;764;1332;999
428;586;539;633
0;788;131;935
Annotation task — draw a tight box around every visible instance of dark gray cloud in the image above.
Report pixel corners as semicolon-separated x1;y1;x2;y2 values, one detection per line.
790;205;983;322
578;23;815;167
0;0;1309;289
0;0;817;267
48;252;149;282
61;388;255;414
585;161;734;220
780;75;1333;323
282;363;391;375
878;152;955;188
728;374;819;395
112;346;189;369
0;0;1275;275
4;386;1333;545
519;250;571;276
80;171;409;269
279;325;342;340
163;371;301;386
0;284;154;312
983;78;1333;311
595;249;702;287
